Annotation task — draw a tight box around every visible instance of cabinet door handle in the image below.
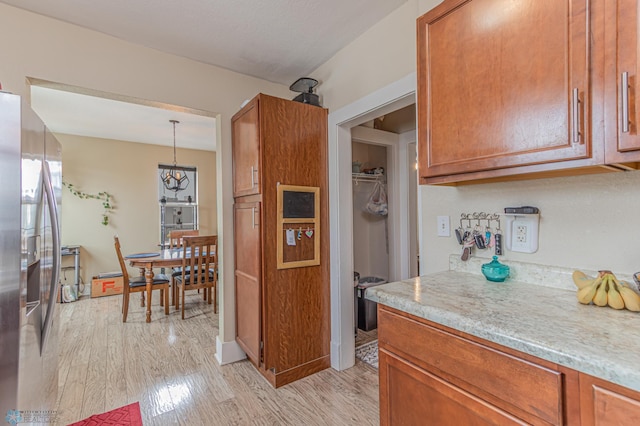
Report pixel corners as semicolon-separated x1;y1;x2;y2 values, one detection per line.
572;88;581;144
622;72;630;133
251;207;259;228
250;166;259;188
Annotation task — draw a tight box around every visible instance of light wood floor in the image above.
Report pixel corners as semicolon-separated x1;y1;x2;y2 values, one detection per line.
355;328;378;348
55;292;379;425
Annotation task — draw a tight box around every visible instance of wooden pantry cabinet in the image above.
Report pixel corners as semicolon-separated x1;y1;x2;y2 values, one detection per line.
416;0;640;184
377;305;640;425
232;93;330;388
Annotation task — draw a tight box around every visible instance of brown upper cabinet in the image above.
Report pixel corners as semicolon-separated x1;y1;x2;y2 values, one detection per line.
605;0;640;164
417;0;640;184
232;98;261;197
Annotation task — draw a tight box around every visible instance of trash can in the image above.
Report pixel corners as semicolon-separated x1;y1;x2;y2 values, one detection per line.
356;276;387;331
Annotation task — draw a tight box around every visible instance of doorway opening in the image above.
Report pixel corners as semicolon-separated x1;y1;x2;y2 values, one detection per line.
349;107;418;365
328;72;418;371
26;78;219;300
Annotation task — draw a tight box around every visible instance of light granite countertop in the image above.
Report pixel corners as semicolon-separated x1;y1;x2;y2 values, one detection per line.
365;256;640;392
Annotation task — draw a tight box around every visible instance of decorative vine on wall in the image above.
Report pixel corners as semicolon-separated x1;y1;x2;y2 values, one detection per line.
62;181;114;226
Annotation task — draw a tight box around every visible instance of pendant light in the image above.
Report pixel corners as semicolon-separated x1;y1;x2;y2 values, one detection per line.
161;119;190;192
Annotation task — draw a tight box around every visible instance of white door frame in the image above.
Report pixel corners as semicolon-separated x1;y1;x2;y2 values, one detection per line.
328;73;417;370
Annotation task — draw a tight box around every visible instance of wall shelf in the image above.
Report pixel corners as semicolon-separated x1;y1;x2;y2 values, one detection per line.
352;172;386;184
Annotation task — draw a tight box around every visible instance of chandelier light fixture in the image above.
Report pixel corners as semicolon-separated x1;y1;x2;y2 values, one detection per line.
161;119;190;192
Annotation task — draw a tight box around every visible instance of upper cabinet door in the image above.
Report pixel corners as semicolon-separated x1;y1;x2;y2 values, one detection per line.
232;99;261;197
418;0;592;182
605;0;640;164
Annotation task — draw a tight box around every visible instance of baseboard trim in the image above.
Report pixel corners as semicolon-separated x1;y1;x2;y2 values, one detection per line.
272;355;331;388
331;339;355;371
215;336;246;365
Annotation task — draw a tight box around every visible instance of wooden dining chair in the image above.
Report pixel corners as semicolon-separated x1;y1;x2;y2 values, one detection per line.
168;229;201;302
168;229;199;249
174;235;218;319
114;236;170;322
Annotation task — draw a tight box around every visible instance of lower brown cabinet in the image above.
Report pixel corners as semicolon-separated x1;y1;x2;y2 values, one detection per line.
379;350;528;425
378;305;640;425
234;200;262;365
579;374;640;425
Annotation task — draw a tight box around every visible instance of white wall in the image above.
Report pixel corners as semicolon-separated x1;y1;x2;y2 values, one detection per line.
313;0;425;112
58;134;217;286
420;171;640;274
0;2;291;360
352;141;389;281
312;0;443;112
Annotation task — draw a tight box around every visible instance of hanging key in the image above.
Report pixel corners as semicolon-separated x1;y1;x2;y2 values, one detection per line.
495;231;503;256
461;233;475;261
473;230;486;249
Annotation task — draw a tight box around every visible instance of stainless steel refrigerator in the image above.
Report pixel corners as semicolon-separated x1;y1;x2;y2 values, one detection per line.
0;91;61;424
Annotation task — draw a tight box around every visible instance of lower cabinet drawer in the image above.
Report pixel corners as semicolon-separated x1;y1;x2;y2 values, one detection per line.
380;349;528;425
378;307;564;425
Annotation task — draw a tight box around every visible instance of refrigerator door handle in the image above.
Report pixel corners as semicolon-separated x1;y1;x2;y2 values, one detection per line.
40;161;60;353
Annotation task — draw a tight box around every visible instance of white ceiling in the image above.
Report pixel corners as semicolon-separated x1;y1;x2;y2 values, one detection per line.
3;0;408;151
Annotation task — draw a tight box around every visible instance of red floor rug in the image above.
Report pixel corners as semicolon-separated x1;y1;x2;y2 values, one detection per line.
68;402;143;426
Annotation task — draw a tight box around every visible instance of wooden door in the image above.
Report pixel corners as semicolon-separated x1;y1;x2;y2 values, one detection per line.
234;200;262;366
232;98;261;197
379;349;527;425
579;373;640;426
605;0;640;163
418;0;591;182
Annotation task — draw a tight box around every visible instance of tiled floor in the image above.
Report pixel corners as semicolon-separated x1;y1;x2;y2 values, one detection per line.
55;292;379;425
355;341;379;369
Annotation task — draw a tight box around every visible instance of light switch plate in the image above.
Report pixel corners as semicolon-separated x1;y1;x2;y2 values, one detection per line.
437;215;450;237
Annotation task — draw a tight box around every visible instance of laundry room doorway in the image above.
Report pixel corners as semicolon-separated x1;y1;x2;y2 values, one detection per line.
327;72;419;371
350;107;418;367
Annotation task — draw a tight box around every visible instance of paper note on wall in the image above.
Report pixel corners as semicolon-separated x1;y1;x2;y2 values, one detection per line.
286;229;296;246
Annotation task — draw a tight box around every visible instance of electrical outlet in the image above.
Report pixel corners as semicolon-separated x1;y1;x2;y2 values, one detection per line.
505;213;539;253
512;221;530;251
437;216;450;237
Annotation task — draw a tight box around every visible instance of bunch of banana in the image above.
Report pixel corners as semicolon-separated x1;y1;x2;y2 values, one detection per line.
572;270;640;312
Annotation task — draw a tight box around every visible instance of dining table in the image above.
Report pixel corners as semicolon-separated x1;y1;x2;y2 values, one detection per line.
125;247;216;322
